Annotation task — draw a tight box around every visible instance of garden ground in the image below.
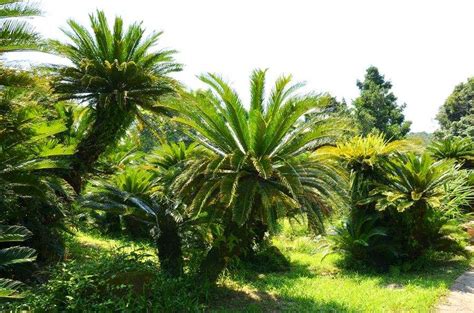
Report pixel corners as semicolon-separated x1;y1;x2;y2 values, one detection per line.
10;224;471;313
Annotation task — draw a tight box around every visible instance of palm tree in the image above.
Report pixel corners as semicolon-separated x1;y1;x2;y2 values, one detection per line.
0;0;42;88
0;0;41;54
428;137;474;169
82;142;200;277
53;10;182;192
317;134;416;205
170;69;350;284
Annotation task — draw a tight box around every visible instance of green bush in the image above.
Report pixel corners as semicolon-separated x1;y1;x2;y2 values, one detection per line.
325;135;472;270
2;249;203;312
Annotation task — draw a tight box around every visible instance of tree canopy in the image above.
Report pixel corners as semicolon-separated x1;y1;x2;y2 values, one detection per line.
436;77;474;139
353;66;411;140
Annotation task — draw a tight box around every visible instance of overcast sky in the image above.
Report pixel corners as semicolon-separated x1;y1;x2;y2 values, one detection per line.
8;0;474;132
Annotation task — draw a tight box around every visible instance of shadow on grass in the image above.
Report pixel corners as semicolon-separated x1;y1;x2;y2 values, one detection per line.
209;286;355;313
212;253;472;313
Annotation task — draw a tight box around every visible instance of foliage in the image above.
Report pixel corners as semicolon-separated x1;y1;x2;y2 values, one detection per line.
4;242;202;312
353;66;411;140
370;153;455;213
0;225;36;299
4;229;471;312
317;134;415;206
326;213;389;266
372;153;471;258
428;137;474;169
436;77;474;140
0;0;41;54
172;69;350;233
168;69;351;284
324;134;471;268
318;133;415;173
81;142;202;276
52;10;182;191
0;83;74;261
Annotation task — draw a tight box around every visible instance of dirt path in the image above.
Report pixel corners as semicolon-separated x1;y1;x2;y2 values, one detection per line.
436;268;474;312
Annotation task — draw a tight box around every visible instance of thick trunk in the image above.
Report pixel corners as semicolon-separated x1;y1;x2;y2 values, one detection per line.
102;212;122;234
155;214;184;277
196;221;248;286
68;107;133;193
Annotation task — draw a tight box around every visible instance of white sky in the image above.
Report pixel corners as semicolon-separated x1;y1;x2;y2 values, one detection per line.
8;0;474;132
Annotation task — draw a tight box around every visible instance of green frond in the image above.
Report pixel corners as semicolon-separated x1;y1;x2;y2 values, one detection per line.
0;225;32;243
0;0;41;53
173;69;349;231
0;224;36;299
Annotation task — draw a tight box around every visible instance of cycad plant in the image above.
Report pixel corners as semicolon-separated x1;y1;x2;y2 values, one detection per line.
318;133;415;206
320;135;417;266
53;10;182;192
0;225;36;298
0;85;74;261
371;153;455;214
428;137;474;169
170;69;350;284
0;0;41;54
0;0;42;88
82;142;199;277
327;214;388;265
369;153;470;259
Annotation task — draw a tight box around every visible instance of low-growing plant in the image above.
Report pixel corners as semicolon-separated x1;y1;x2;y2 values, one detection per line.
2;247;203;312
0;225;37;299
428;137;474;169
324;135;472;269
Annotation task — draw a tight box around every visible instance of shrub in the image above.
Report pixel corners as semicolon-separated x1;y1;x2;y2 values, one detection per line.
2;248;203;312
0;225;37;299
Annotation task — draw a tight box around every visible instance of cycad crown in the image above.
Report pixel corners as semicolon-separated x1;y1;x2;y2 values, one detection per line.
171;69;349;231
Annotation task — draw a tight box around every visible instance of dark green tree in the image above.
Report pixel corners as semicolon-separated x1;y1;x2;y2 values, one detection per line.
353;66;411;140
436;77;474;140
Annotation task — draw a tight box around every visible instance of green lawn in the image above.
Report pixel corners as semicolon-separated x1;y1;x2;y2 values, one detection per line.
211;233;471;312
57;229;471;312
4;228;470;312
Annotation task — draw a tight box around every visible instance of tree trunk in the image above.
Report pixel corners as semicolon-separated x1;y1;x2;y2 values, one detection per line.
67;107;133;193
155;214;184;277
196;221;248;286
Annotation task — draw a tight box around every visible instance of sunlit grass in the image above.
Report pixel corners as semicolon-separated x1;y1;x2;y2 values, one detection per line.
212;223;472;312
51;227;472;312
66;230;157;263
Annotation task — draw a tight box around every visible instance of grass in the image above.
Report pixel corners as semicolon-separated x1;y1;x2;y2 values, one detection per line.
211;233;470;312
3;224;471;312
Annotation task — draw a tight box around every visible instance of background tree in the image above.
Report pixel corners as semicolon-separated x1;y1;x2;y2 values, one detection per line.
436;77;474;139
53;10;182;192
353;66;411;140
